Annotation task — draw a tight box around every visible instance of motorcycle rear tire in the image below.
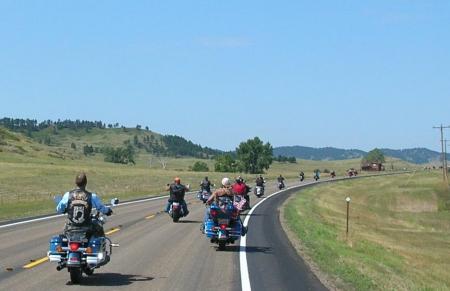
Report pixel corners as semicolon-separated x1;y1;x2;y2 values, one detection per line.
69;267;82;284
173;214;179;223
218;241;226;251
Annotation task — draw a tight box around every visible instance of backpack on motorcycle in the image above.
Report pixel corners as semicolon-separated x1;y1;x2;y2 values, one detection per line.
67;189;92;226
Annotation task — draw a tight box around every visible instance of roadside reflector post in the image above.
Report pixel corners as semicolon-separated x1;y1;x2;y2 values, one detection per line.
346;197;351;240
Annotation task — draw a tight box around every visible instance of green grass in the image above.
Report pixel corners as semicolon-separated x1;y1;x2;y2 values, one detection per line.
0;126;420;221
284;172;450;290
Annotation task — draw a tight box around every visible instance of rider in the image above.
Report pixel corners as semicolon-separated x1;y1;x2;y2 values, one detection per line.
299;171;305;181
56;172;112;238
204;177;246;235
232;176;251;209
314;169;321;179
277;174;285;187
165;177;189;216
255;175;265;188
200;176;212;193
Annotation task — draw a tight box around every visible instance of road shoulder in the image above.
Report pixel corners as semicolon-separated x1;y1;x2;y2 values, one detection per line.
279;193;340;291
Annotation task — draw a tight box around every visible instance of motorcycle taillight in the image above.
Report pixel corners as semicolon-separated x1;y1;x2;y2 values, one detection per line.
219;224;227;230
69;242;80;251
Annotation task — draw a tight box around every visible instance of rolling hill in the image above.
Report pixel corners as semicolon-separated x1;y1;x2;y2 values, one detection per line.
274;146;440;164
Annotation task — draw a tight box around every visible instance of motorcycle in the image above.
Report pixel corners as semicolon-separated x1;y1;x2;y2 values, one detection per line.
314;174;320;181
47;197;119;284
331;172;336;178
278;181;285;190
204;196;243;250
169;201;185;222
299;175;305;182
197;189;211;203
254;185;264;197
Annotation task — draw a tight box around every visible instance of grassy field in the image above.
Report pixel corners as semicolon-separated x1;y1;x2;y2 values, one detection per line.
0;126;420;221
284;171;450;290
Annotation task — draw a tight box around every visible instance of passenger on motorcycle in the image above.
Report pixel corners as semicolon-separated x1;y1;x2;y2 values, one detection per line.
203;177;246;235
232;176;251;209
165;177;189;216
56;172;112;238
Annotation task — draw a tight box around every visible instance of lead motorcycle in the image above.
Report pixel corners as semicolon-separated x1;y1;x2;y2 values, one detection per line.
204;196;244;250
47;197;119;284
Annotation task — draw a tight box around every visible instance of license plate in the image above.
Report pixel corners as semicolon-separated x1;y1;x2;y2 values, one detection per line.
218;219;229;225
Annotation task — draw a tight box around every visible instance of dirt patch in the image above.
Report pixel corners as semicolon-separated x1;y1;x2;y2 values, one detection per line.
279;195;342;291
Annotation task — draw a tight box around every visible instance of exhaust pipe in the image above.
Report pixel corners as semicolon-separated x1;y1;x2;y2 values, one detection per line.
56;263;66;271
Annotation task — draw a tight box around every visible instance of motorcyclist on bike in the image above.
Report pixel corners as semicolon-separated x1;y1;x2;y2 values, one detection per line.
314;169;321;180
56;172;112;238
165;177;189;216
255;175;265;187
299;171;305;181
277;174;285;188
203;177;246;235
200;176;212;193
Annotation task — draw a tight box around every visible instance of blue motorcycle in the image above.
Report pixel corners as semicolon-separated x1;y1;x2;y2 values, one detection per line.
47;197;119;284
204;197;243;250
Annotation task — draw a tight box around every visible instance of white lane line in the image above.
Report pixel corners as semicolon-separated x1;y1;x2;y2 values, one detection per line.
0;192;201;230
239;182;316;291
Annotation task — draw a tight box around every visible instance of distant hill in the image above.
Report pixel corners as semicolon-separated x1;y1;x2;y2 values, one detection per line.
274;146;440;164
0;117;222;159
274;146;366;161
379;148;440;164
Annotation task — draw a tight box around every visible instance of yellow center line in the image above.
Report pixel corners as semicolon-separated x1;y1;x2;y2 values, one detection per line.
105;228;120;235
145;214;155;219
23;257;48;269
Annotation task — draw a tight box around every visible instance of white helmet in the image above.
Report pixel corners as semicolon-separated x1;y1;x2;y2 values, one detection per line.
221;177;231;186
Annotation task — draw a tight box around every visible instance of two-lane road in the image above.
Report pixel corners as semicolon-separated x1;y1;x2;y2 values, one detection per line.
0;180;326;291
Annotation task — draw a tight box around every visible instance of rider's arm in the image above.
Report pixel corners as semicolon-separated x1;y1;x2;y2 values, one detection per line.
91;193;111;214
56;192;70;213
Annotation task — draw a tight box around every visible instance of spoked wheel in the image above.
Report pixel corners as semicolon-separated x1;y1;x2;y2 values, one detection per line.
218;241;226;251
69;267;82;284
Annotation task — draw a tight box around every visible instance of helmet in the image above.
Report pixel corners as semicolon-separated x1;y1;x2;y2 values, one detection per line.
174;177;181;184
221;177;231;186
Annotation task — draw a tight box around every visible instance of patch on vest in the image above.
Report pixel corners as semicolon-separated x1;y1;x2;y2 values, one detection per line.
68;190;91;225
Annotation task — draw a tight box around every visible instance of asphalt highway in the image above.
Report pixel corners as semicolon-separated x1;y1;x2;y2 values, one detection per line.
0;179;325;291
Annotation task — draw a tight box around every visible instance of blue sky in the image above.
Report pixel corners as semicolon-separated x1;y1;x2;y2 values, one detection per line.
0;1;449;151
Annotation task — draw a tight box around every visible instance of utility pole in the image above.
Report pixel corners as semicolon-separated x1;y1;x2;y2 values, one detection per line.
433;124;450;183
445;139;449;179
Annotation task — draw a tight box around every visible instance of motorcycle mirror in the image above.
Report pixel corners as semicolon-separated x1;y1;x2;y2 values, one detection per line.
111;198;119;206
53;195;63;205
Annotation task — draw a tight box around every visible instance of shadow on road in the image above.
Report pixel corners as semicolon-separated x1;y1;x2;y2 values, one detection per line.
217;245;273;254
78;273;154;286
240;213;266;217
178;220;202;223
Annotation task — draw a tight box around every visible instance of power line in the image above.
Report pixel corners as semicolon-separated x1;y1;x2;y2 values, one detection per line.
433;124;450;183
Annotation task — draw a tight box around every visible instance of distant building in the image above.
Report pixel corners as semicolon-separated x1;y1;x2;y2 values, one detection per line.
361;162;384;171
